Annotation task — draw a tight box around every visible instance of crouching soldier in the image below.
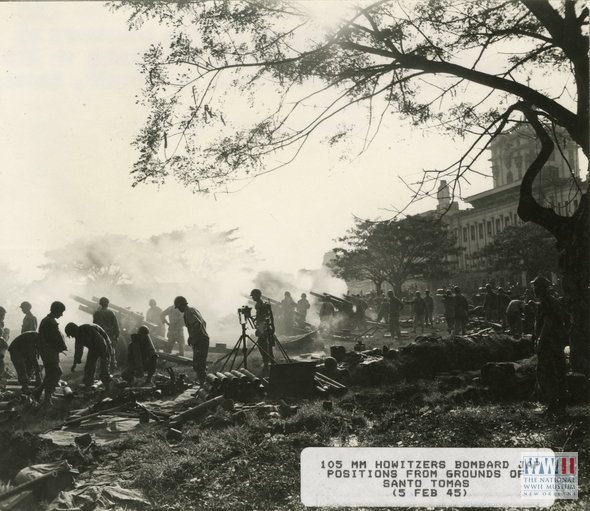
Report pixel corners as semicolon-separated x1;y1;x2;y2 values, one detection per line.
8;331;41;393
65;323;112;393
121;326;158;386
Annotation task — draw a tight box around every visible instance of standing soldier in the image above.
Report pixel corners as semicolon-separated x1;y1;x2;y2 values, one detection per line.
483;284;498;322
8;331;41;394
532;276;568;417
387;290;405;341
66;322;112;393
442;290;455;335
452;287;469;336
20;301;38;333
404;291;426;335
281;292;297;335
93;297;120;371
496;288;511;329
296;293;311;323
32;301;67;406
174;296;210;385
145;299;165;339
250;289;274;375
160;303;186;356
319;296;335;334
424;290;434;327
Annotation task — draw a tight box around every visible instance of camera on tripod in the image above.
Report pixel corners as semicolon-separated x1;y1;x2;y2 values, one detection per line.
238;305;252;324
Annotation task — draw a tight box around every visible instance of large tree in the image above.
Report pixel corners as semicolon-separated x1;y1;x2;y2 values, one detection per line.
116;0;589;372
330;216;462;292
472;223;560;283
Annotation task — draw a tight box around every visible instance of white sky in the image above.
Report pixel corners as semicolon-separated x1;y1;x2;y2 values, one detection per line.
0;2;519;283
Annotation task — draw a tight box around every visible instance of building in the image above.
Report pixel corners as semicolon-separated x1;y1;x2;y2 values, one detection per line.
432;124;583;297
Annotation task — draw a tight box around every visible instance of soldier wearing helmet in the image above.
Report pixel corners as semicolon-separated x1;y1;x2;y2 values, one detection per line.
20;301;38;333
174;296;209;385
250;289;275;375
296;293;310;322
121;325;158;385
32;301;67;406
92;297;120;371
145;299;164;338
532;275;568;417
66;322;112;392
483;284;498;323
160;301;186;357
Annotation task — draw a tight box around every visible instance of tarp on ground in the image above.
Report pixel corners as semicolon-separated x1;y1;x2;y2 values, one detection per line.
40;418;141;446
47;482;150;510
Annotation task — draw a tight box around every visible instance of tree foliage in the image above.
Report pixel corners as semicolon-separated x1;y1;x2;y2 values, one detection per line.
471;223;559;282
330;216;463;292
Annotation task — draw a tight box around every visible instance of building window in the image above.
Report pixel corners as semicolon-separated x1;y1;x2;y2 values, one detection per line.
505;216;510;226
487;221;492;236
471;225;475;241
496;218;501;233
463;227;468;242
506;171;514;184
478;223;484;239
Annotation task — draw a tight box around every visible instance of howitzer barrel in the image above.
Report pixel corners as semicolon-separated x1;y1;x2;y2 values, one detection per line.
70;294;99;310
92;296;144;321
170;395;224;423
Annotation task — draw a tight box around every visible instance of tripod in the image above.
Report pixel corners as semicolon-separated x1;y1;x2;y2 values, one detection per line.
218;304;291;372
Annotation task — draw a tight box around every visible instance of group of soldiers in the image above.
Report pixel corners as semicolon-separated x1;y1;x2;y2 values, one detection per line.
0;295;210;407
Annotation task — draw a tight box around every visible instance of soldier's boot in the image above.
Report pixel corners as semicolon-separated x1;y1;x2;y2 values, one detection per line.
41;392;53;408
31;386;43;402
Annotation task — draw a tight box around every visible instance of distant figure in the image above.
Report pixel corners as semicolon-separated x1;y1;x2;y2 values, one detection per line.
281;291;297;335
93;297;120;371
146;299;165;339
387;290;404;341
121;326;158;386
452;287;469;336
424;290;434;327
8;331;41;393
506;299;525;337
160;304;186;356
0;306;9;343
352;295;368;331
404;292;426;334
523;299;537;336
0;331;8;381
441;290;455;335
32;301;68;406
376;297;389;324
319;296;335;334
250;289;274;375
296;293;311;322
66;322;112;393
20;301;38;333
496;288;511;328
483;284;498;322
532;275;568;417
174;296;210;385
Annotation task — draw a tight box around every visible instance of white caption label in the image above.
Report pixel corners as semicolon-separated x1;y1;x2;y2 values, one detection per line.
301;447;554;507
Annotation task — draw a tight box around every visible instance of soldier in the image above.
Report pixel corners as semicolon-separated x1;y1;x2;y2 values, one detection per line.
483;284;498;322
160;304;186;356
442;290;455;335
424;290;434;327
496;288;511;328
296;293;311;322
121;326;158;385
8;331;41;393
32;301;67;406
93;297;120;371
532;276;568;417
20;301;38;333
404;291;426;334
250;289;274;375
146;299;165;339
506;298;525;337
318;296;335;334
387;290;405;341
452;287;469;335
174;296;209;385
0;306;9;344
66;322;112;393
0;331;8;382
281;291;297;335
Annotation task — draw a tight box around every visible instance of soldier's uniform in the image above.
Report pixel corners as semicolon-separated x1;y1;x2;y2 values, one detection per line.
183;306;210;384
93;307;120;371
8;331;40;392
35;313;67;402
160;305;186;356
255;300;274;368
121;331;158;385
72;324;112;390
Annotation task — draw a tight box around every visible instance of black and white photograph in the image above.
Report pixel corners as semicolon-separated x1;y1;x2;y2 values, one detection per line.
0;1;588;509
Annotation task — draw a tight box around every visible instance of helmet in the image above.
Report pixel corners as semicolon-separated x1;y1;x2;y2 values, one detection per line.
301;293;307;298
250;289;261;299
497;287;504;293
173;296;188;308
138;326;150;335
20;301;32;310
531;276;551;288
149;299;156;307
50;301;66;313
324;357;337;370
454;286;461;293
65;322;79;337
485;284;492;290
99;297;109;307
0;306;6;314
284;291;291;297
446;290;452;295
